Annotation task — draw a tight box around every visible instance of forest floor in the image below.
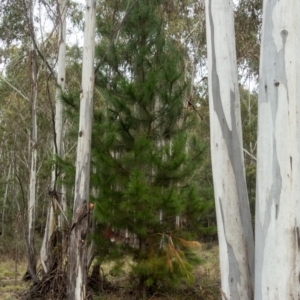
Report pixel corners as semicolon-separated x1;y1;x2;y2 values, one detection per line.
0;243;220;300
0;257;27;300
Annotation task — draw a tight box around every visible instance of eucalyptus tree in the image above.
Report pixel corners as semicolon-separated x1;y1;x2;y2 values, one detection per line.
205;0;254;298
255;1;300;298
67;0;96;298
21;0;39;282
235;0;262;77
1;162;11;237
40;0;68;274
0;48;33;237
0;0;65;281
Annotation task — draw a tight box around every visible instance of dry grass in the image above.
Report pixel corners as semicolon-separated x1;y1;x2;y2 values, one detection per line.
0;243;221;300
195;243;220;282
0;258;27;300
194;243;221;299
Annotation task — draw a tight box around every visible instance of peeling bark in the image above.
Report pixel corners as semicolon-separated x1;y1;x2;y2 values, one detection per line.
67;0;96;299
24;0;39;281
255;1;300;298
41;0;68;274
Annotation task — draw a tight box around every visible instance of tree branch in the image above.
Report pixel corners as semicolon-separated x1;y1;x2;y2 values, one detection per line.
0;75;29;102
21;0;57;82
243;148;257;162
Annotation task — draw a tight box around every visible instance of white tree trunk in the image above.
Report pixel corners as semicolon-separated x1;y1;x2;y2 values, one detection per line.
67;0;96;298
255;1;300;299
28;43;38;279
40;0;67;274
205;1;254;299
21;0;40;282
54;0;67;227
40;198;56;273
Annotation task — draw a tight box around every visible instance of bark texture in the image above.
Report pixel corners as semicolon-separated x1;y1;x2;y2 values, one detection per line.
255;1;300;299
41;0;67;274
67;0;96;299
205;1;254;299
26;0;39;280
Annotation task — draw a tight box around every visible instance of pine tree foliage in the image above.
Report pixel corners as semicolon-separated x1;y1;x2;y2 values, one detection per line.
86;0;211;291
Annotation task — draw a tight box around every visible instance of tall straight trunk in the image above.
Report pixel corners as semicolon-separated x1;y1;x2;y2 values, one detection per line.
24;0;39;280
1;164;11;237
40;0;67;274
54;0;67;224
255;1;300;298
67;0;96;298
205;1;254;299
27;43;38;280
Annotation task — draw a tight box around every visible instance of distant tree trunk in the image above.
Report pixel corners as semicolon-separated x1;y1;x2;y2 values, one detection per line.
26;42;38;282
54;0;67;228
1;164;11;237
22;0;39;283
40;0;68;274
67;0;96;298
255;1;300;298
205;0;254;299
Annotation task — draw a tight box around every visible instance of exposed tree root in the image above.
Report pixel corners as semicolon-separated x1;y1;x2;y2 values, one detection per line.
18;263;115;300
19;266;66;300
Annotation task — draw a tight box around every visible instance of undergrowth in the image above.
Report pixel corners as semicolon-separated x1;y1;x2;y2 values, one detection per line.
0;243;220;300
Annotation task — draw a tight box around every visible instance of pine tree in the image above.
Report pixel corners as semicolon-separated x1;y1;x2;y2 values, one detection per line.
90;0;209;295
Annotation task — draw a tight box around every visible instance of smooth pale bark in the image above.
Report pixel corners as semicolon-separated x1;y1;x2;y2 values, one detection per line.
40;197;56;273
205;1;254;299
25;0;39;280
67;0;96;299
255;1;300;299
27;44;38;281
55;0;67;252
40;0;67;274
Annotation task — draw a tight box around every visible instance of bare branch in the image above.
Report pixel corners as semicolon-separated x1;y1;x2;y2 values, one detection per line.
21;0;57;81
243;148;257;162
54;198;70;227
0;74;30;102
